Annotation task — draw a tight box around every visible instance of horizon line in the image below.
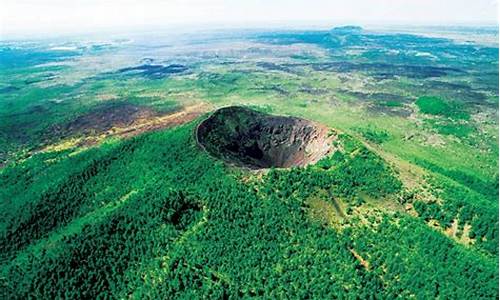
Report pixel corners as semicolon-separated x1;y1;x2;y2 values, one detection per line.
1;20;498;41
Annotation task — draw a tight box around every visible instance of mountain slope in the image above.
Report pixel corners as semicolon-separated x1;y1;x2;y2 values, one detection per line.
1;114;497;299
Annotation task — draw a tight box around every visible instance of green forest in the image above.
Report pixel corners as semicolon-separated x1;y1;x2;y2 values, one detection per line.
1;118;497;298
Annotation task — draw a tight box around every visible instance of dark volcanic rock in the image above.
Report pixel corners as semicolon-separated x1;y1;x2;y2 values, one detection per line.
118;63;188;79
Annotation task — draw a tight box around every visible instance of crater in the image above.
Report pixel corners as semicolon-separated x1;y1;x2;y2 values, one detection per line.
196;106;335;169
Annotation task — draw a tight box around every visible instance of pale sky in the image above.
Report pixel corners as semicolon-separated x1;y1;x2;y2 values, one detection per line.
1;0;498;38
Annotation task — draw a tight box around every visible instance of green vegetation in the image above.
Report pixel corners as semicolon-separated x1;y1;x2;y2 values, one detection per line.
427;119;475;138
350;215;498;299
414;158;498;202
415;96;470;119
357;126;391;144
1;120;496;299
413;173;498;255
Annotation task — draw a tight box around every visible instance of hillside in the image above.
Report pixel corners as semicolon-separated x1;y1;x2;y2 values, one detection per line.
0;26;498;298
1;107;498;298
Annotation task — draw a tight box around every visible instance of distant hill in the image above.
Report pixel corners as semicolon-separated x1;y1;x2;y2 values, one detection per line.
330;25;363;33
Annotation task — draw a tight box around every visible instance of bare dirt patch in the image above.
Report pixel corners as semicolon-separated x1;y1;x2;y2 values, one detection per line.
42;103;211;152
111;103;210;139
196;106;334;169
350;249;370;270
51;102;160;138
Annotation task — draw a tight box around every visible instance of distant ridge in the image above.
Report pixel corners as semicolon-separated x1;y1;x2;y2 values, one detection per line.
330;25;363;33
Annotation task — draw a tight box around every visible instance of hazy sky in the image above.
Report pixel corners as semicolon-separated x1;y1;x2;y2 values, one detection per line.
1;0;498;38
